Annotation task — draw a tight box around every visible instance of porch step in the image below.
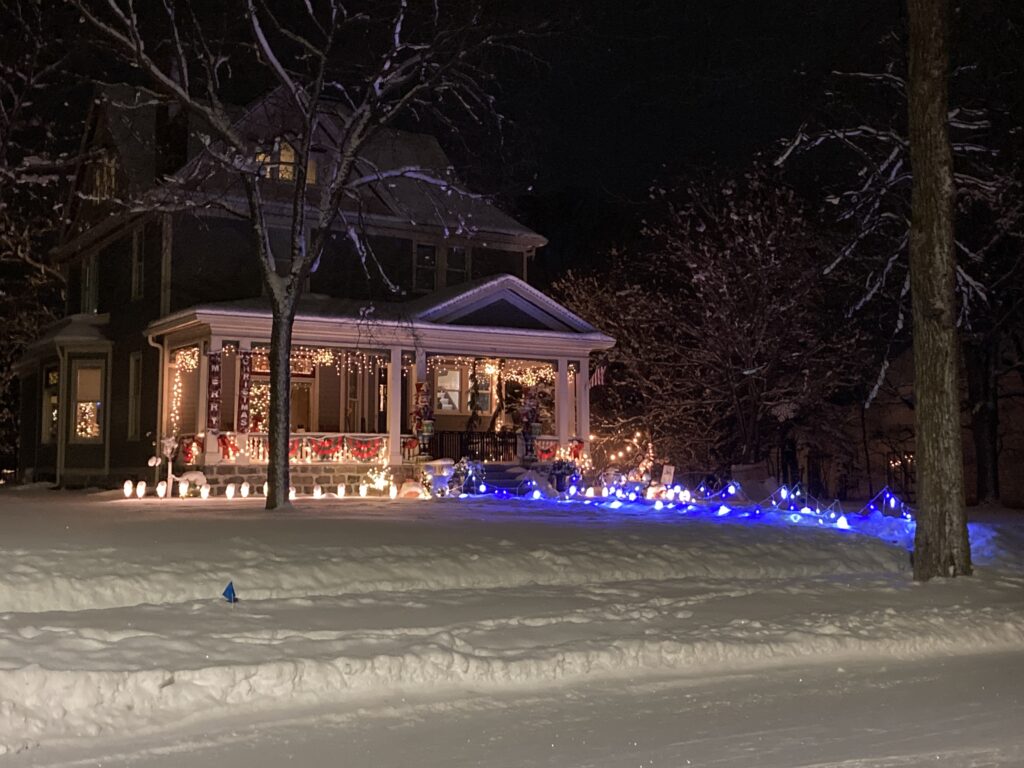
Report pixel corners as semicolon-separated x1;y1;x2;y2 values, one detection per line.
482;463;530;493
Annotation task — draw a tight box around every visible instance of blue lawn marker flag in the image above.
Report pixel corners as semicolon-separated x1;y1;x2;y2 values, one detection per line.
222;581;238;603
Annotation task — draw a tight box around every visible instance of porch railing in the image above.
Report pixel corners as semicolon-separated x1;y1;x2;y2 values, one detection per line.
204;432;395;464
429;430;520;462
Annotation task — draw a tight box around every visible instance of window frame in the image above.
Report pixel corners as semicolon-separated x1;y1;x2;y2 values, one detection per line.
40;367;60;445
69;360;105;444
432;362;495;416
127;351;142;440
80;254;98;314
445;246;469;287
130;229;145;301
414;243;438;292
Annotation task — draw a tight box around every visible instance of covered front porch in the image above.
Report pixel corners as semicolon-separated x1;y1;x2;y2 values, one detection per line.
146;276;614;482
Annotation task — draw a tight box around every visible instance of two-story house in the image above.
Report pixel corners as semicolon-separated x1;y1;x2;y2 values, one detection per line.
15;87;614;490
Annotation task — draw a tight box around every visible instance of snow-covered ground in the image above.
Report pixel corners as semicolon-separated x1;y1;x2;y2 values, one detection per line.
1;488;1023;766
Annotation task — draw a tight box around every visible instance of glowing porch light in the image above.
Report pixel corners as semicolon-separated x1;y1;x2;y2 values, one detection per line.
225;483;236;500
135;481;146;499
123;480;134;498
240;481;250;498
156;481;167;499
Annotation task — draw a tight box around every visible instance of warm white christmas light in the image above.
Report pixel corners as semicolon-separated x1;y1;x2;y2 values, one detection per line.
240;481;251;498
336;483;346;498
123;480;134;498
225;483;236;500
389;483;398;499
135;481;146;499
289;487;297;500
156;481;167;499
178;480;189;498
200;484;210;499
313;484;323;499
262;481;268;496
358;484;368;497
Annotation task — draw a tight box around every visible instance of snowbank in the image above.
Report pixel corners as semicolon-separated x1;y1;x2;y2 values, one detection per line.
1;491;1022;754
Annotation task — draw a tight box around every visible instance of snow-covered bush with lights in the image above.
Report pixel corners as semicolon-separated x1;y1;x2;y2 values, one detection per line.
451;458;486;494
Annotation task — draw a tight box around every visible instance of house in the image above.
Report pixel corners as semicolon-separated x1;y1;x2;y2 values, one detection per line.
15;88;614;490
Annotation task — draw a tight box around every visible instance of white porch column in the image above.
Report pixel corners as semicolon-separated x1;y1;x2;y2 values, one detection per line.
556;357;571;448
577;356;590;451
387;347;403;466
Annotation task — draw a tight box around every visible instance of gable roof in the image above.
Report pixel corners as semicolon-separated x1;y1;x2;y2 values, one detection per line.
152;274;608;341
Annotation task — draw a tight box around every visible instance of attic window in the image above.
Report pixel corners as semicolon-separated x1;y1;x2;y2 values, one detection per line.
92;156;117;199
258;143;317;185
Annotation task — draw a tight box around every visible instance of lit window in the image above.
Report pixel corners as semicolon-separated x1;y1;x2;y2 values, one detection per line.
278;143;296;182
93;156;116;199
435;368;461;412
72;363;104;442
470;373;492;412
416;244;437;291
256;151;272;178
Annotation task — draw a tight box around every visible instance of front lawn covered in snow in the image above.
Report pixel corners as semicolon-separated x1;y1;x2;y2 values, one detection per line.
1;489;1023;760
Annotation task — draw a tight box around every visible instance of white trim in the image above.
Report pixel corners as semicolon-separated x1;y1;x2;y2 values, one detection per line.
415;275;597;333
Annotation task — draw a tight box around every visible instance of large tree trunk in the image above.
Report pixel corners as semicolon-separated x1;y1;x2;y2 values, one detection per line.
964;337;1000;504
266;306;295;510
907;0;971;579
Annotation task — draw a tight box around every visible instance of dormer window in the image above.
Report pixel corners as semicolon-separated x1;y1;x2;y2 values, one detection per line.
92;155;117;199
256;142;317;184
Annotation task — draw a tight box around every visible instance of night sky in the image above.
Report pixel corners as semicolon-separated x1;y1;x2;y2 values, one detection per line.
485;0;902;282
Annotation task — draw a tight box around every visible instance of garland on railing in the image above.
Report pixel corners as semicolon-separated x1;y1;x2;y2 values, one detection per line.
348;435;384;462
311;435;344;460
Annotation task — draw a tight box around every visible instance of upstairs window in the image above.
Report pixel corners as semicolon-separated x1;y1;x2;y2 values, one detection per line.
80;255;98;314
415;244;437;291
130;230;145;301
92;156;117;199
446;246;467;287
256;142;317;184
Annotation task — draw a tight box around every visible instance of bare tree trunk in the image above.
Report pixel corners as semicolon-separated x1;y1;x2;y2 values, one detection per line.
907;0;971;579
964;338;1000;504
266;306;294;510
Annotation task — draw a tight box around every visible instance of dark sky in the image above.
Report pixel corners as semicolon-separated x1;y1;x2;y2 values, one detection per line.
484;0;903;282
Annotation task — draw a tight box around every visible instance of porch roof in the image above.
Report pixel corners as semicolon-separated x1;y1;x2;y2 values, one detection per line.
147;275;614;358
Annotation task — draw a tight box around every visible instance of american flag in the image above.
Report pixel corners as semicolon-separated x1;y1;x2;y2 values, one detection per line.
589;364;607;387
